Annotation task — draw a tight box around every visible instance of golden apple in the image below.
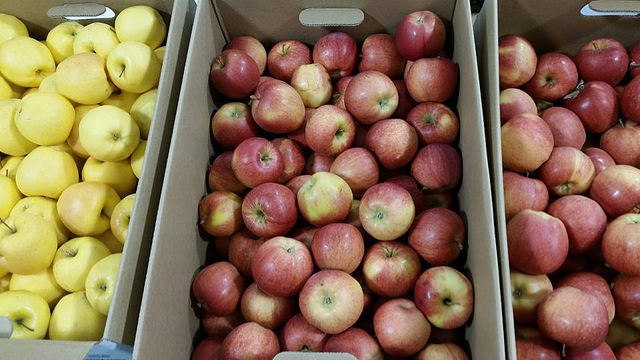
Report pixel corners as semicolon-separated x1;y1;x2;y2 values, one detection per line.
129;88;156;139
9;196;71;246
0;273;10;292
0;290;50;339
0;212;57;275
0;175;22;219
15;145;79;199
47;142;85;171
57;181;121;236
115;5;166;49
106;41;161;93
56;52;113;105
101;90;138;112
78;105;140;162
46;21;83;64
0;155;22;179
97;230;124;253
0;99;36;156
82;157;137;197
9;268;66;308
15;92;75;146
130;140;146;179
154;46;165;64
0;14;28;45
0;73;19;99
67;104;97;159
37;73;58;94
85;252;121;315
20;87;37;98
53;236;111;293
110;194;135;244
49;291;106;341
73;22;119;59
0;36;55;87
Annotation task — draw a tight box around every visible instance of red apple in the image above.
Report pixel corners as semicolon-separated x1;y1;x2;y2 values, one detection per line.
208;151;247;194
362;241;421;298
411;143;462;191
287;107;314;149
631;42;640;78
311;223;364;273
366;118;418;169
617;342;640;359
251;79;305;133
515;326;561;360
547;195;606;255
406;57;458;103
423;190;458;211
415;343;468;360
538;146;596;196
201;309;244;337
231;137;283;188
566;342;615;359
540;107;586;149
198;191;243;237
584;147;616;175
613;274;640;330
330;147;379;197
500;88;537;125
510;269;553;324
345;70;399;124
373;298;430;356
407;102;459;144
525;52;578;101
298;270;364;334
359;182;415;241
574;38;628;86
331;76;352;110
601;120;640;167
564;80;620;134
285;175;310;197
288;225;317;249
210;49;260;99
345;199;362;231
557;271;615;323
360;33;405;79
291;63;332;108
273;138;305;184
385;175;429;213
501;113;554;173
192;261;245;316
251;236;313;297
414;266;473;329
312;32;358;79
392;79;416;119
241;182;297;238
210;102;259;150
297;172;353;226
305;104;355;156
220;322;280;359
394;10;446;60
267;40;311;82
281;313;328;352
304;153;334;175
507;209;569;275
607;318;640;350
408;208;464;265
537;286;609;351
192;336;223;360
228;229;266;278
503;170;549;221
603;214;640;275
498;34;537;88
322;327;384;359
590;165;640;217
226;35;267;74
240;282;296;330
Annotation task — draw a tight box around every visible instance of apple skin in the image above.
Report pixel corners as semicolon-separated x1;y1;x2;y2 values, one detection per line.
590;165;640;218
240;282;296;330
331;75;352;110
617;342;640;359
407;102;459;144
312;32;358;79
288;107;314;150
614;274;640;330
366;118;418;169
209;49;260;99
305;104;355;156
408;208;464;265
411;143;462;192
557;271;615;323
584;147;616;176
304;153;334;175
507;209;569;275
344;70;399;125
231;137;283;188
510;269;553;324
538;146;596;196
362;241;421;298
547;195;607;255
220;322;280;360
311;223;364;273
603;214;640;276
192;336;223;360
251;236;313;297
280;313;328;352
392;79;416;118
524;52;578;101
297;171;353;226
285;175;310;198
565;342;616;359
406;57;459;103
192;261;245;316
501;113;554;173
574;38;628;86
537;286;609;351
198;191;243;237
298;270;364;334
498;34;537;88
273;138;305;184
606;318;640;350
211;102;259;150
385;175;429;213
291;63;332;108
500;88;537;125
540;107;586;149
225;35;267;74
516;335;561;360
267;40;311;82
503;170;549;221
564;80;620;134
322;327;384;359
394;10;446;60
415;343;469;360
201;310;244;337
359;182;415;241
600;120;640;167
330;147;379;197
360;33;405;79
228;229;266;278
414;266;473;329
251;79;305;134
373;298;431;357
208;151;246;194
288;225;318;249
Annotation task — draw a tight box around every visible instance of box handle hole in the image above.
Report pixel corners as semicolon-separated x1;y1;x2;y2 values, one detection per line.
581;0;640;16
299;8;364;27
47;3;116;21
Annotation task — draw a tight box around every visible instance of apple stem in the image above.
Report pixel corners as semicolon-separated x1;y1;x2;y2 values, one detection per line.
0;218;15;233
562;79;584;100
561;344;566;358
630;61;640;68
619;118;625;128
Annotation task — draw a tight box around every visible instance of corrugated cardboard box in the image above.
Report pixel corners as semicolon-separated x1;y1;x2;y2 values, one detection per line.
0;0;193;358
135;0;505;358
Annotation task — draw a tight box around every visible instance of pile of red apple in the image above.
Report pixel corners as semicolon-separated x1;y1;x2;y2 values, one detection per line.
189;10;474;360
499;34;640;358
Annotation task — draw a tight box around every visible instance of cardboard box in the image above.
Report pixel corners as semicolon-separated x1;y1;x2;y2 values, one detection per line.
135;0;506;358
474;0;640;358
0;0;194;358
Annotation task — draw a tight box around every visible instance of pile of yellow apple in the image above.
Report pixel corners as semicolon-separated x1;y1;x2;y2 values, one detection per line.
0;5;166;341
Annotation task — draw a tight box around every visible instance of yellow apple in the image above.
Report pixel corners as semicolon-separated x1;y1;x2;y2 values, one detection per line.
15;145;79;199
130;140;146;179
0;73;17;99
0;213;57;275
0;290;50;339
47;142;85;171
20;87;37;98
0;99;36;156
37;73;58;94
46;21;83;64
85;252;121;315
0;36;55;87
15;92;75;146
106;41;161;93
0;175;22;219
0;156;23;179
57;181;121;236
49;291;106;341
9;196;71;246
101;90;139;112
81;157;137;197
0;273;10;293
110;194;135;244
67;104;97;159
154;46;165;64
0;14;28;45
78;105;140;162
53;237;111;293
73;22;119;59
115;5;166;49
56;52;113;105
130;88;156;139
9;268;66;308
97;230;124;253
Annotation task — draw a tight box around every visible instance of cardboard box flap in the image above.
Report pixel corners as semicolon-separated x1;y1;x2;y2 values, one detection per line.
298;8;364;27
